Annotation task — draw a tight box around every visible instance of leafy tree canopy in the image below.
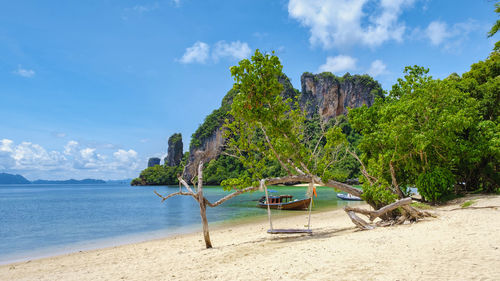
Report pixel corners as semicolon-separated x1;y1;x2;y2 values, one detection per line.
222;50;350;190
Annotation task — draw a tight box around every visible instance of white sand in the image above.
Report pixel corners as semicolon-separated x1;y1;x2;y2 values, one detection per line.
2;195;500;281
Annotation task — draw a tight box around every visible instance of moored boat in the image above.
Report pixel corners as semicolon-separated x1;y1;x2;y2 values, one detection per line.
336;193;362;201
258;195;311;210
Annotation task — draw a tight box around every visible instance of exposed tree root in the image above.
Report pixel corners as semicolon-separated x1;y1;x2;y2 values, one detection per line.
344;197;435;230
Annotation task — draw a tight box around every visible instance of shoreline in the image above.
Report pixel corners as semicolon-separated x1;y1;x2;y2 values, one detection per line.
2;195;500;280
0;184;361;266
0;202;356;266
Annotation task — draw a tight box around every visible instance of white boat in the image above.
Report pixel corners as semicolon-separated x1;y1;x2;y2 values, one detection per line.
336;193;362;201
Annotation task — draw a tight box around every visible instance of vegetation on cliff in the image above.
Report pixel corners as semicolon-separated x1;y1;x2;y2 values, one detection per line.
189;89;237;150
165;133;183;166
132;152;189;186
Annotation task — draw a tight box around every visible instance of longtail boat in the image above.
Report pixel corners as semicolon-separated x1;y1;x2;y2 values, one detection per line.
257;195;311;210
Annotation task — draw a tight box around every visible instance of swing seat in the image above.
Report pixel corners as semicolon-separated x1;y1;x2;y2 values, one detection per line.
267;229;312;234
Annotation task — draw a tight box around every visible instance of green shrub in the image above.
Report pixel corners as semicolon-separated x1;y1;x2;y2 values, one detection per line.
360;181;398;210
416;167;455;203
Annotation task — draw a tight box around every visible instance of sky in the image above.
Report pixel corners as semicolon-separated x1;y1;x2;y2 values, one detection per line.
0;0;498;180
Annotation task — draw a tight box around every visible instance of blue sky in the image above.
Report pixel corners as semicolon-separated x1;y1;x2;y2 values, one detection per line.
0;0;498;180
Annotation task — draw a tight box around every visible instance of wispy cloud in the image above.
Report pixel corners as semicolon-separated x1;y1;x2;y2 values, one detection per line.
318;55;357;74
409;19;478;52
122;2;159;20
171;0;181;7
253;32;269;39
367;59;387;77
13;65;35;78
288;0;414;49
212;41;251;61
179;40;251;64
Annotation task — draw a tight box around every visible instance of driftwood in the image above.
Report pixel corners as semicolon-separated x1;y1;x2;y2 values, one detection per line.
343;197;434;230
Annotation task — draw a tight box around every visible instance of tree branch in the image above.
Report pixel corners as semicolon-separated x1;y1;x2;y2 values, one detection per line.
205;186;259;207
260;125;292;175
389;161;405;199
347;148;377;185
154;190;197;202
178;177;196;194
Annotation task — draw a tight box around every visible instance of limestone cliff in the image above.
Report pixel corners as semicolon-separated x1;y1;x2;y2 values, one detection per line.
184;76;298;180
300;72;383;122
165;133;183;167
147;157;161;167
184;72;382;181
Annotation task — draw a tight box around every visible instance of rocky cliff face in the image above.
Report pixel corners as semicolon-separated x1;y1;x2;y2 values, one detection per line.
184;72;382;181
300;72;383;122
147;157;161;167
185;127;225;179
165;133;183;167
184;76;297;180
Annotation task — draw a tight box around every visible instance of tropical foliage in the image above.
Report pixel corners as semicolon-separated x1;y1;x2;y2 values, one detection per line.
349;56;499;202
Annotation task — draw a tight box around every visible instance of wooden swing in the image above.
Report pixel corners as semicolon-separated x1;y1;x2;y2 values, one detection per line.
261;180;314;235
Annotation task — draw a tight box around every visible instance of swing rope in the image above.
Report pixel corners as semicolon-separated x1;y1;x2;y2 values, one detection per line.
263;179;313;235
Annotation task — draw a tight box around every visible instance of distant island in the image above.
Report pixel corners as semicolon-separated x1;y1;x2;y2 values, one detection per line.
0;173;31;184
0;172;124;185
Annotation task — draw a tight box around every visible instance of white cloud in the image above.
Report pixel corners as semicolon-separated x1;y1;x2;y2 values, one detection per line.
0;139;142;179
79;148;96;160
114;149;138;163
288;0;414;49
11;142;66;169
425;21;449;46
213;41;251;61
318;55;357;74
0;139;15;170
0;139;14;153
367;59;387;77
179;41;210;64
172;0;181;7
13;65;35;78
113;149;139;170
64;140;79;155
423;20;478;50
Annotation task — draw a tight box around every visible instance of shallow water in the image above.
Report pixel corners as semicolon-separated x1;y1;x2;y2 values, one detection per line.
0;183;360;264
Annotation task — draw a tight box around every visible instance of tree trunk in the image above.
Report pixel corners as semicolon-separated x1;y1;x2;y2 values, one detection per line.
198;195;212;249
196;162;212;249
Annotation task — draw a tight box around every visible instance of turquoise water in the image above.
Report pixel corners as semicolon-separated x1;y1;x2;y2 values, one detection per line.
0;184;361;264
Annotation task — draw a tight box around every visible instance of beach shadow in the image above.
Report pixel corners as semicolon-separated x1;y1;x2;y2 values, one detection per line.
266;226;358;244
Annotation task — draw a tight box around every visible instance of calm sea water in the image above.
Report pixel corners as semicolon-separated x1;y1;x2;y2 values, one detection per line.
0;183;360;264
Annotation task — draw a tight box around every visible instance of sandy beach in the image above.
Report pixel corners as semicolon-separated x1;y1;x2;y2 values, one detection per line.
1;195;499;281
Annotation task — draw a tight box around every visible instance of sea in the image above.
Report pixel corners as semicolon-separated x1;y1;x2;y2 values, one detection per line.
0;183;362;264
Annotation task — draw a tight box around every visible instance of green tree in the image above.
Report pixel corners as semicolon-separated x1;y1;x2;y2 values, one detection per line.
223;50;356;191
221;50;424;230
450;51;499;192
488;2;500;51
350;65;498;202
